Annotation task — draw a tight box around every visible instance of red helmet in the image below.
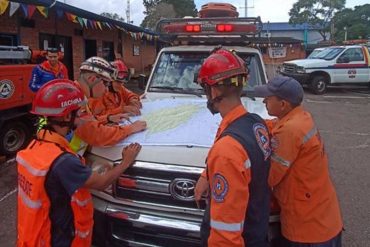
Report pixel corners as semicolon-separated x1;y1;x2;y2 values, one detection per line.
197;48;248;86
111;60;129;82
31;79;86;117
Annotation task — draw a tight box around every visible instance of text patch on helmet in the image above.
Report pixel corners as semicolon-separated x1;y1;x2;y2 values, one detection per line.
61;98;82;108
212;173;228;203
253;123;271;161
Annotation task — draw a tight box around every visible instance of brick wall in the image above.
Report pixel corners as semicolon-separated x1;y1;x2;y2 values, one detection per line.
0;10;157;80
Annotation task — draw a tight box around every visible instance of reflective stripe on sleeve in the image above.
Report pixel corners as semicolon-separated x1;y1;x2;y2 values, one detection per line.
16;155;48;177
75;230;90;238
303;127;318;144
244;159;251;169
210;219;244;232
18;186;42;209
271;153;291;167
71;196;92;207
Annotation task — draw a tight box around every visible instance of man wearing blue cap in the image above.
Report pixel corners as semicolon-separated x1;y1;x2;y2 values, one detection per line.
254;76;343;247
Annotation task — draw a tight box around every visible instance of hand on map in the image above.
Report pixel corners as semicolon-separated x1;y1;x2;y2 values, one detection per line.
130;120;147;133
123;105;141;116
129;99;142;109
109;113;132;123
121;143;142;169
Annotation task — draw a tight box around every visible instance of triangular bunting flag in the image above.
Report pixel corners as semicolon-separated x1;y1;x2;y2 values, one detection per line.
77;16;84;28
140;32;144;38
0;0;9;15
20;3;28;17
82;18;88;28
36;6;48;18
28;5;36;19
9;2;20;17
88;19;94;29
96;21;102;30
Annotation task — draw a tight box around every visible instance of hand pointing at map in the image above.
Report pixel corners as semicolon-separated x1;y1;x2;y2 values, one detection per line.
129;120;147;133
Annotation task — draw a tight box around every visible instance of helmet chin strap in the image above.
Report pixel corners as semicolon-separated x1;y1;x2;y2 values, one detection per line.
45;110;78;132
204;85;225;115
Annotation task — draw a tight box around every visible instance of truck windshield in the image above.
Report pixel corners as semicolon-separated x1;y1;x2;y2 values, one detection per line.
307;48;326;59
316;47;345;60
149;51;265;94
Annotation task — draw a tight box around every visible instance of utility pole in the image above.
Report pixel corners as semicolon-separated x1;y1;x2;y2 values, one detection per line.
245;0;248;17
126;0;130;23
240;0;254;18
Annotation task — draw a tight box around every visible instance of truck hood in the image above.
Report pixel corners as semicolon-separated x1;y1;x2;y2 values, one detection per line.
284;59;332;68
89;94;270;167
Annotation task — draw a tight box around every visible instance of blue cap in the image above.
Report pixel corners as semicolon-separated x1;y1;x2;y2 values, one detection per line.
254;76;304;105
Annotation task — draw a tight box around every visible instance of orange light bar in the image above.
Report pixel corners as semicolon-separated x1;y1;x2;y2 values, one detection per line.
216;24;233;32
185;24;201;32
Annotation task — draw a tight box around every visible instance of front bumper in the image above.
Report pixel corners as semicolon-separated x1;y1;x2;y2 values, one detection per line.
92;194;202;247
280;71;310;85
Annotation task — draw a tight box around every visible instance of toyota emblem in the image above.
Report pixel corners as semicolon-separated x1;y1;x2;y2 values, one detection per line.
169;178;196;201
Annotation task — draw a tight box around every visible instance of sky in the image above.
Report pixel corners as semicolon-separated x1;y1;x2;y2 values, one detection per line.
61;0;370;26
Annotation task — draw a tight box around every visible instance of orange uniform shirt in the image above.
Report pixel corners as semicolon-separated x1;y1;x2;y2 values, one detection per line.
206;105;251;247
268;106;343;243
89;84;139;116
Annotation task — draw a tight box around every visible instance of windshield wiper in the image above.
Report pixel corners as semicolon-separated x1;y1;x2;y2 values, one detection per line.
241;91;256;101
150;86;203;97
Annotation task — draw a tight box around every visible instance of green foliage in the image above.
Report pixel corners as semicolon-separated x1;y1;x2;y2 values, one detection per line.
333;4;370;42
141;0;197;30
289;0;346;41
101;12;125;22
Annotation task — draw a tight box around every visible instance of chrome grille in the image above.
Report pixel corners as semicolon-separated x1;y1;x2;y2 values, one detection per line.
282;63;297;73
113;161;206;212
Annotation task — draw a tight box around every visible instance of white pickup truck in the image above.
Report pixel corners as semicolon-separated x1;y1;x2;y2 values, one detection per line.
280;45;370;94
85;15;280;247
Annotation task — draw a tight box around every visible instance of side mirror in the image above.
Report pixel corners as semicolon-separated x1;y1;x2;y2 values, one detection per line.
337;56;350;63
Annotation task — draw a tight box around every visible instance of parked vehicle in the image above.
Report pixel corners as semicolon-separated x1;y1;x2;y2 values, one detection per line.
85;5;280;247
0;46;36;156
280;45;370;94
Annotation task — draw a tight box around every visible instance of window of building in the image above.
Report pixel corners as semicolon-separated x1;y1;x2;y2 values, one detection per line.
102;41;115;61
0;34;18;46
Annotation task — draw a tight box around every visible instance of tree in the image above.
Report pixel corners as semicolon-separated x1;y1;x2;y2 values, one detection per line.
101;12;125;22
289;0;346;41
333;4;370;42
141;0;197;30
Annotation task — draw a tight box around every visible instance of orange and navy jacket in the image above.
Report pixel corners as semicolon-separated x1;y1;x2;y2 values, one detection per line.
268;106;343;243
29;60;68;92
205;105;271;247
16;129;93;247
89;83;140;116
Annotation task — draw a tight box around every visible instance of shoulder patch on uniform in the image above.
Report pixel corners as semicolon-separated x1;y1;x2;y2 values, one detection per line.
253;123;271;160
212;173;228;203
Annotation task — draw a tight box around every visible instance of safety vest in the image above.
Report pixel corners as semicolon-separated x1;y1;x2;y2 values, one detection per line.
202;112;271;247
16;133;93;247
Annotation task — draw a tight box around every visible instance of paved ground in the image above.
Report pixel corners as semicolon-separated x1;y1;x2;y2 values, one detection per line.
1;86;369;246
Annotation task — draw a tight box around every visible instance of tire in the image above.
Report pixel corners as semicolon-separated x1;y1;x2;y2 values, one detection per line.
310;75;327;95
0;121;31;156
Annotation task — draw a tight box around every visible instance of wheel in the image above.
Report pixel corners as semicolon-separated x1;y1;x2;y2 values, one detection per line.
310;76;327;95
0;121;31;156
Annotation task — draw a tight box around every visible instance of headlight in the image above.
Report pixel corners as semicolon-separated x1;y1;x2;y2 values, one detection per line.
296;66;306;73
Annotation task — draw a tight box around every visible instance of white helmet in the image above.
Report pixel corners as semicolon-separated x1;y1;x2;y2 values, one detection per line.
79;56;116;81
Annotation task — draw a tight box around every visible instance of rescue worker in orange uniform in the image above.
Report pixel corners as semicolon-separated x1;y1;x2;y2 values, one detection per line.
254;76;343;247
194;48;271;247
17;79;141;247
89;59;142;117
68;56;146;152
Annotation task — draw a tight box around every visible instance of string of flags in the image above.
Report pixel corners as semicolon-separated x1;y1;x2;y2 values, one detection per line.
0;0;158;41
